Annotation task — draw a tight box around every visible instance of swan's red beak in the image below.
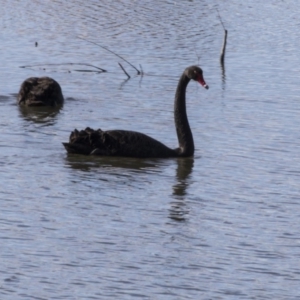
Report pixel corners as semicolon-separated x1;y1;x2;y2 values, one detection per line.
197;75;209;89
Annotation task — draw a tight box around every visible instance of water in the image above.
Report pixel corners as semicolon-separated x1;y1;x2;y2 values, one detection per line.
1;0;300;299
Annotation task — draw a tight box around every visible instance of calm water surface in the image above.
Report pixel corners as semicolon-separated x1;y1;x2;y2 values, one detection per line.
1;0;300;299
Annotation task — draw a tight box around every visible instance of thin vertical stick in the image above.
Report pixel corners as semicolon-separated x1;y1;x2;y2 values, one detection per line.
216;8;227;66
216;8;226;31
220;29;228;65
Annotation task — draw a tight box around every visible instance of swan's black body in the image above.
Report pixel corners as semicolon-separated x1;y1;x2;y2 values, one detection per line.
18;77;64;107
64;128;177;158
63;66;208;158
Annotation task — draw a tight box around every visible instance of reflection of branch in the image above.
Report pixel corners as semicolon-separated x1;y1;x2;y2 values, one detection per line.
221;62;226;86
118;63;130;79
20;62;107;73
78;36;141;75
139;64;144;87
119;77;131;89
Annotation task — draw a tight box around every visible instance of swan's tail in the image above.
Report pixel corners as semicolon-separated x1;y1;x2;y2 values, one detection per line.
63;127;107;155
62;142;91;155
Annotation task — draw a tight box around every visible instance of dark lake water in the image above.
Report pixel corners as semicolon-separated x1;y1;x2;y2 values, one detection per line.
1;0;300;299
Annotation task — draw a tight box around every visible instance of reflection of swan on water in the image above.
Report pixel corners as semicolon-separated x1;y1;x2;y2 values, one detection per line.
173;158;194;196
169;158;194;221
18;105;62;124
63;66;208;158
64;155;162;172
18;77;64;107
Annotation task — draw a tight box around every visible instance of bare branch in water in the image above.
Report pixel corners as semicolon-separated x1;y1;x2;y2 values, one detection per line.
20;62;107;73
194;50;201;65
118;63;131;79
220;29;228;65
216;8;227;66
216;8;226;31
78;36;141;75
139;64;144;76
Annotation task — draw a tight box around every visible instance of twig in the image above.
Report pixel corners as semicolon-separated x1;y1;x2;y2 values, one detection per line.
139;64;144;76
216;8;225;30
20;62;107;72
118;63;131;79
78;36;141;75
194;50;201;65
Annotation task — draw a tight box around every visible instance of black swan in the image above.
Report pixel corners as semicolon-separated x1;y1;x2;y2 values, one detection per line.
18;77;64;106
63;65;208;158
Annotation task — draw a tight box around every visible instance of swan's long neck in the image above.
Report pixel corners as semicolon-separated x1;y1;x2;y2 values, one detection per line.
174;73;194;157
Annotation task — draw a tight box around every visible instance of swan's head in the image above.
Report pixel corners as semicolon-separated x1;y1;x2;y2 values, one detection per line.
185;66;209;89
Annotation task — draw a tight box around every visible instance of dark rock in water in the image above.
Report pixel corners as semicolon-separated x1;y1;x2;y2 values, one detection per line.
18;77;64;107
